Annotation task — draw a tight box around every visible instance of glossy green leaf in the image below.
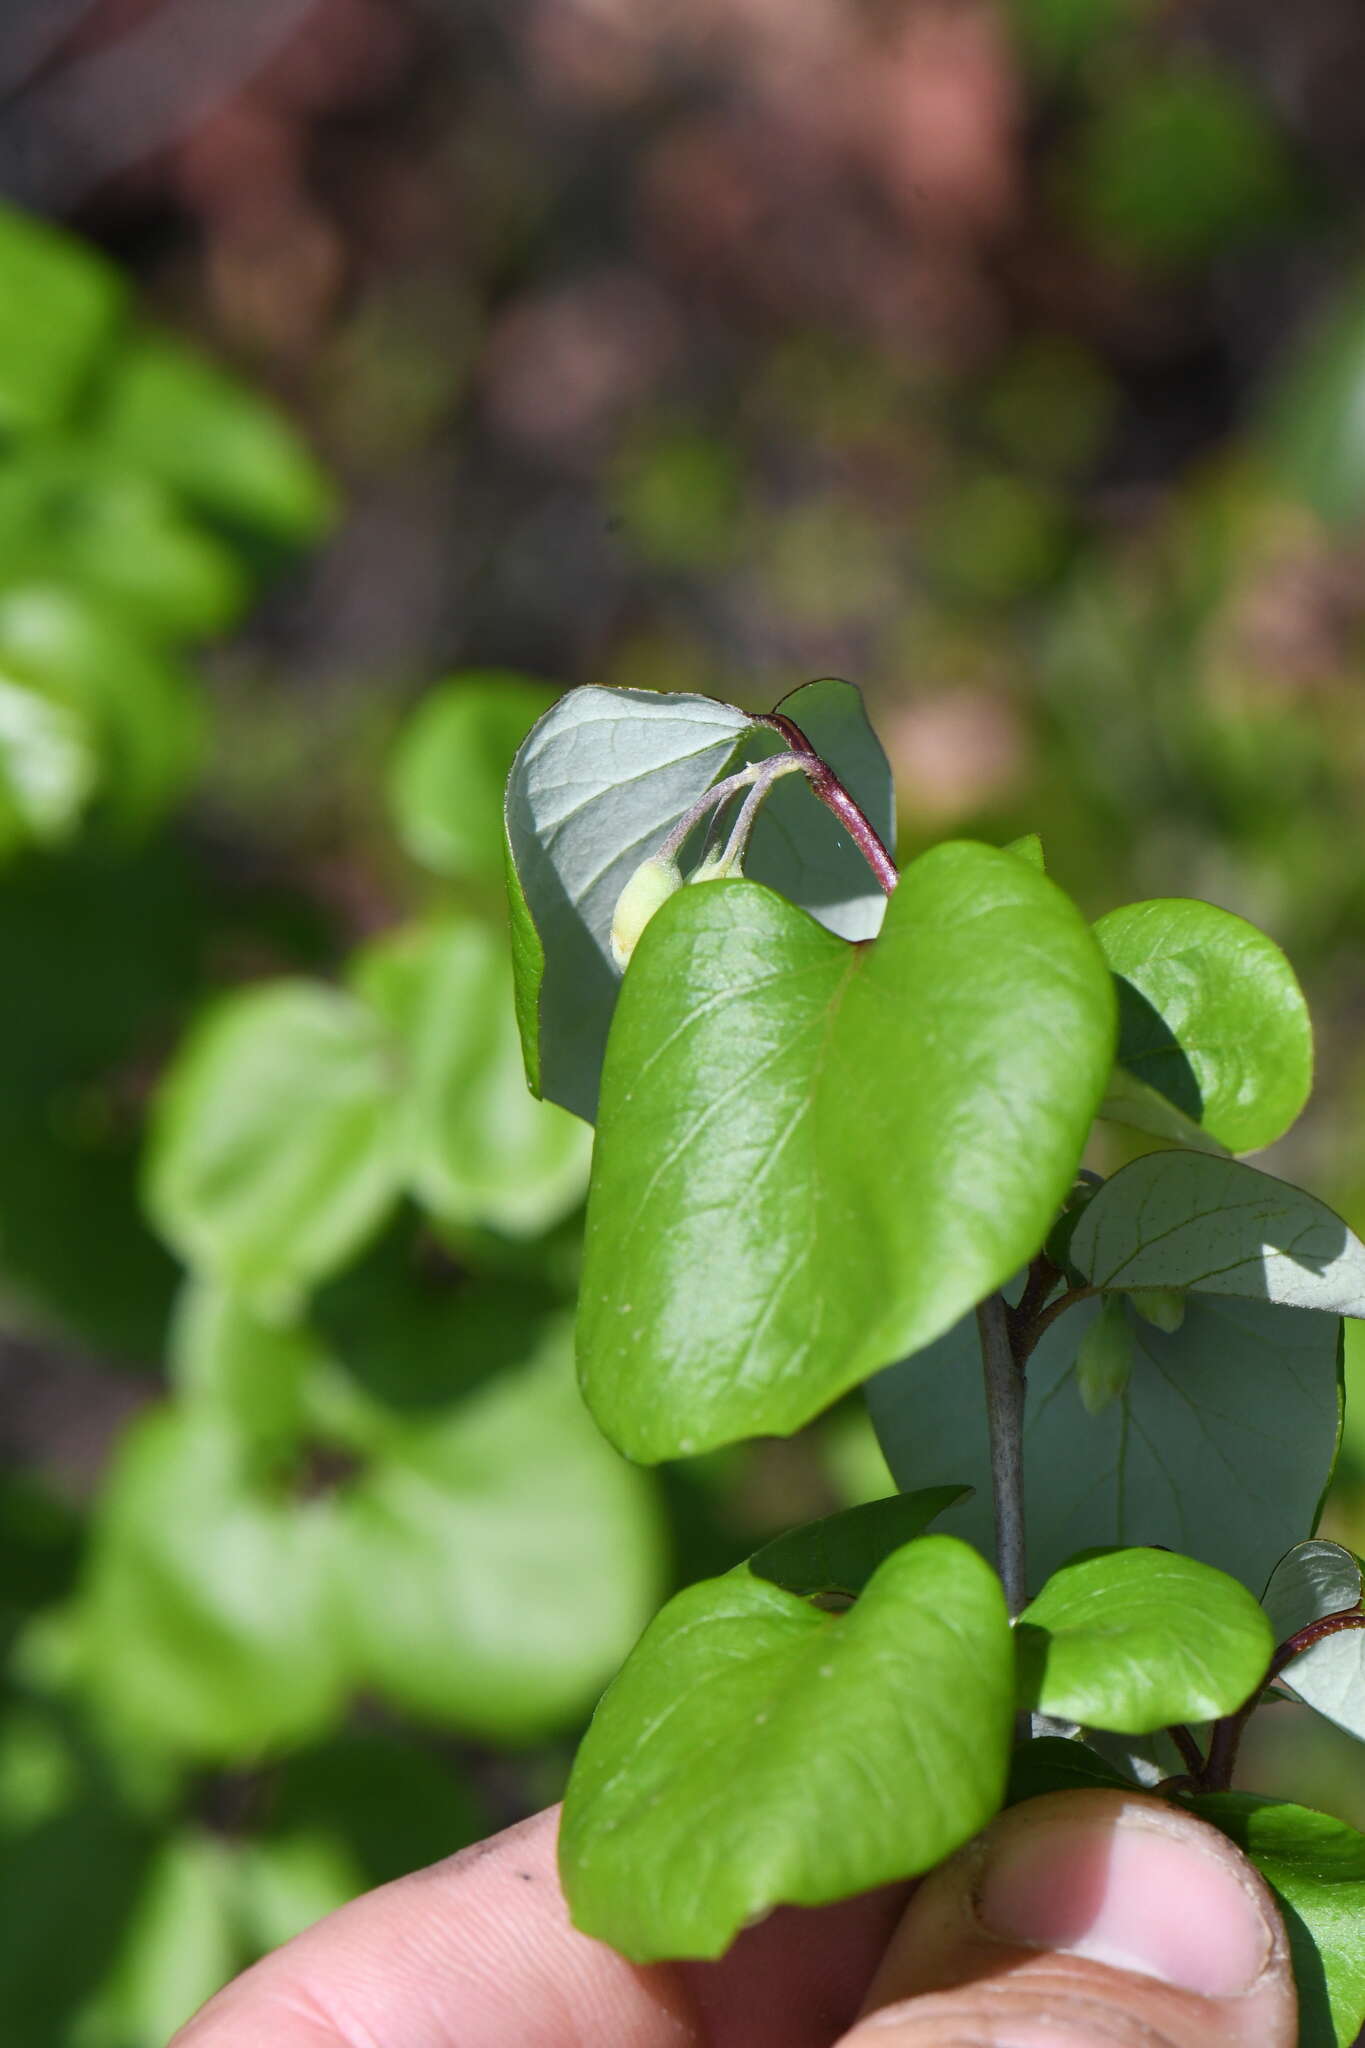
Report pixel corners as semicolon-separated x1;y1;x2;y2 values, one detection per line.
1188;1795;1365;2048
0;204;126;435
739;678;895;942
504;685;751;1119
336;1321;664;1741
1094;898;1311;1153
0;445;247;641
95;333;334;543
389;673;557;885
1262;1542;1365;1749
354;915;590;1239
0;584;199;828
145;980;404;1311
1016;1548;1272;1732
749;1486;970;1599
561;1535;1013;1961
1004;831;1045;869
867;1291;1342;1595
581;844;1115;1460
81;1408;345;1760
1071;1152;1365;1315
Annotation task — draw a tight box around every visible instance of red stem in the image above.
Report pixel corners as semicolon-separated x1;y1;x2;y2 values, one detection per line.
1201;1608;1365;1792
753;711;899;896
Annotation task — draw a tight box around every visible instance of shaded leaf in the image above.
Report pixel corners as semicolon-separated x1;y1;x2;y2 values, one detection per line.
581;844;1114;1460
1071;1152;1365;1316
560;1536;1013;1961
1094;898;1311;1154
1263;1542;1365;1749
1006;1735;1135;1805
867;1290;1342;1596
1016;1548;1272;1732
749;1486;970;1599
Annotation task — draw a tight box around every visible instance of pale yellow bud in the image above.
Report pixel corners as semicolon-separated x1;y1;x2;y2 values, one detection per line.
610;855;683;970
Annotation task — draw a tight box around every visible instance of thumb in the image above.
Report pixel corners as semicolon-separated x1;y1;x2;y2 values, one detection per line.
836;1789;1296;2048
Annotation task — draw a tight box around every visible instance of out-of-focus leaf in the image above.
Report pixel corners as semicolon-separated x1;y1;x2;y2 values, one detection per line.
1016;1548;1272;1732
1094;898;1312;1154
0;672;96;849
560;1536;1013;1961
70;1831;240;2048
0;584;199;829
867;1290;1342;1596
388;673;557;886
0;446;247;641
354;915;591;1239
168;1280;318;1450
0;204;126;436
1263;272;1365;529
81;1407;345;1760
145;980;405;1312
1071;1153;1365;1315
336;1321;665;1741
95;333;333;544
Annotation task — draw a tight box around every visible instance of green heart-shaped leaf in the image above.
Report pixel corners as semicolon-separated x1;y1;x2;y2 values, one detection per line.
581;843;1115;1460
1017;1548;1273;1732
1187;1795;1365;2048
1095;898;1311;1154
867;1292;1342;1596
560;1534;1013;1961
749;1486;970;1599
1070;1152;1365;1315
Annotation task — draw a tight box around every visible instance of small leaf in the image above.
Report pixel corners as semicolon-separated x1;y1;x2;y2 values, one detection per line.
168;1280;318;1451
1263;1542;1365;1749
72;1831;240;2048
1074;1293;1132;1415
1262;1541;1363;1644
1016;1548;1273;1733
581;844;1115;1460
95;333;334;544
504;685;750;1119
1003;832;1045;870
388;673;556;886
353;915;591;1239
1006;1736;1135;1805
1262;267;1365;529
336;1323;665;1742
145;981;404;1311
560;1535;1013;1961
1187;1794;1365;2048
0;203;126;435
749;1486;970;1599
867;1291;1342;1596
1094;898;1312;1154
1070;1152;1365;1316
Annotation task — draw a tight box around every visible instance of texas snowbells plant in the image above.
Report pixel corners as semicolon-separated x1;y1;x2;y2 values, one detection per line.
504;680;1365;2046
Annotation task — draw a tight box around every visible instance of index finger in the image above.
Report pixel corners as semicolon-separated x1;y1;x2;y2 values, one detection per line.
172;1803;910;2048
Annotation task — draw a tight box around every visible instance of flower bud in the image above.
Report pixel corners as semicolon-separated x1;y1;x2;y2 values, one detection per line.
1076;1295;1133;1417
1128;1287;1186;1334
687;848;741;886
610;855;683;970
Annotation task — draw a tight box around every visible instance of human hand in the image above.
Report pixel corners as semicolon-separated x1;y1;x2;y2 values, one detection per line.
172;1787;1295;2047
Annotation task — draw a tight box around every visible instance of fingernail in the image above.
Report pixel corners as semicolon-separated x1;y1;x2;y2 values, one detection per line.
976;1803;1273;1997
